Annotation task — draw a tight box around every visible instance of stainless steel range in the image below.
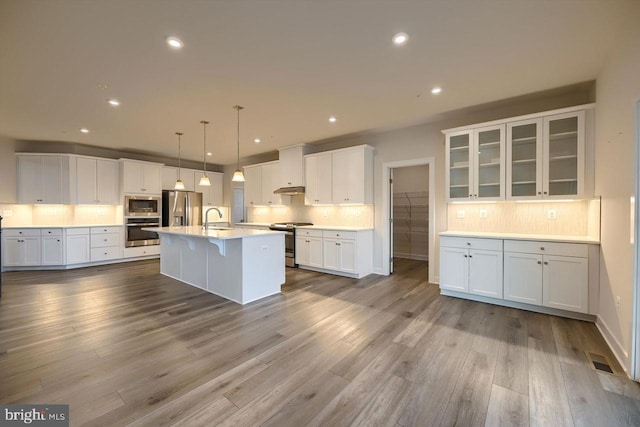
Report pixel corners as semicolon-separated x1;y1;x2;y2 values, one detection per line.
269;222;313;267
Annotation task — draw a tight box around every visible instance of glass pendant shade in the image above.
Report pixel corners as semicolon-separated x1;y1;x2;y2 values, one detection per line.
174;131;185;190
199;120;211;186
232;105;245;183
232;169;245;182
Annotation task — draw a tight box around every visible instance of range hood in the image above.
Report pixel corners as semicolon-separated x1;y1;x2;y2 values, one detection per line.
273;186;305;195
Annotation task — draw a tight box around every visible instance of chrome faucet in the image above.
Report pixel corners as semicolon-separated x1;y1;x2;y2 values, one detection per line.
204;207;223;231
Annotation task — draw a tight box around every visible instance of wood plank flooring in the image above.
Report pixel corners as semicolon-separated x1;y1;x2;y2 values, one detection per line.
1;258;639;426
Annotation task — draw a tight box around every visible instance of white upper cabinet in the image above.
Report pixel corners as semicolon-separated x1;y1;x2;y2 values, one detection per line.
305;153;332;205
278;145;310;188
447;104;592;202
197;171;224;206
73;157;119;204
162;166;196;191
304;145;373;206
507;110;585;200
121;159;162;195
445;126;505;201
243;161;282;206
17;154;69;204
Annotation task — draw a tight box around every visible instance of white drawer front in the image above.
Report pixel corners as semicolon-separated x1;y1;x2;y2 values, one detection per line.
91;246;122;262
4;229;41;237
504;240;588;257
91;226;122;235
440;236;502;251
66;227;90;236
322;230;357;240
91;233;120;248
123;246;160;258
41;228;63;237
297;229;323;238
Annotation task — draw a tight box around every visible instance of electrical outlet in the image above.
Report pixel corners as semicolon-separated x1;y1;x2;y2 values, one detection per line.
322;209;329;217
2;210;13;217
479;209;487;219
547;209;557;220
616;296;621;311
456;209;465;219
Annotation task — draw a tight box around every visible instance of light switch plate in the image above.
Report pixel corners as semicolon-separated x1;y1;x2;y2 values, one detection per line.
479;209;487;219
456;209;465;219
547;209;557;220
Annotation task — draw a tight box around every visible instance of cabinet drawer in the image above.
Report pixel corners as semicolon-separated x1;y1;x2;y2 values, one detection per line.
91;246;122;262
91;233;120;248
297;229;323;238
66;227;90;236
440;236;502;251
322;230;357;240
4;229;41;237
504;240;588;257
41;228;63;237
91;226;122;235
123;246;160;258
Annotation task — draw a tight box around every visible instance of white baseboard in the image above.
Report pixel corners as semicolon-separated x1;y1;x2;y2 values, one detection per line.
596;315;630;376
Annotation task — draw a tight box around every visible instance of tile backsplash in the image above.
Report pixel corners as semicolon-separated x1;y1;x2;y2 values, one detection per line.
446;199;600;239
0;204;122;227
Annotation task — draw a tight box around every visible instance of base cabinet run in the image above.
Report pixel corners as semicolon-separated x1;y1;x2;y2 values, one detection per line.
439;235;598;317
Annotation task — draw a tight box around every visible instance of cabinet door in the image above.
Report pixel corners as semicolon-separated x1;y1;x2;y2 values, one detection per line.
76;157;97;203
17;156;43;203
22;236;41;265
122;161;144;193
446;131;473;201
4;237;24;266
338;239;356;273
141;163;162;194
439;247;469;292
96;160;119;204
504;252;542;305
507;119;543;200
279;147;304;187
42;236;64;265
66;235;90;264
308;237;323;268
208;173;224;206
323;238;340;271
474;125;504;200
244;166;262;206
162;167;178;190
305;154;332;205
543;111;584;198
468;249;503;298
542;255;588;313
295;236;309;265
331;151;350;203
261;163;282;206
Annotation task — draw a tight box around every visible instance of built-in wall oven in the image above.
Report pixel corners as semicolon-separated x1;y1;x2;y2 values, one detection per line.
125;217;160;247
124;196;161;217
269;222;313;267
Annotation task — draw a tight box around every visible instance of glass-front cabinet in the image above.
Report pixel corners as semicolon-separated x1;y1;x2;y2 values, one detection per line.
506;111;584;200
446;126;504;201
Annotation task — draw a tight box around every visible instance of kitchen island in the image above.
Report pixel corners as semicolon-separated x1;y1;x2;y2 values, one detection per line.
149;226;285;304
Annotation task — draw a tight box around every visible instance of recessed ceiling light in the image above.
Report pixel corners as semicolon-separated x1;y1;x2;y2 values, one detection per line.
431;86;442;95
166;36;183;49
254;138;261;144
328;116;337;123
207;152;212;156
392;32;409;46
80;128;90;133
107;99;120;106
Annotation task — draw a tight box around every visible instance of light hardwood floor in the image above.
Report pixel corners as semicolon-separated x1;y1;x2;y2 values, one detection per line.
1;258;639;426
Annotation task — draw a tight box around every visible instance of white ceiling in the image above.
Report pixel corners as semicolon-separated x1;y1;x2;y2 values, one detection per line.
0;0;633;165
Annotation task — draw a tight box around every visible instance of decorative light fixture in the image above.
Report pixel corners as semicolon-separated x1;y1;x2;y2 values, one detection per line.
232;105;245;182
174;132;185;190
199;120;211;186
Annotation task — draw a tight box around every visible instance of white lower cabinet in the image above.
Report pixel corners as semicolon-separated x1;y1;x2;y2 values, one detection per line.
296;228;372;278
3;229;41;266
41;229;64;265
66;228;91;265
440;234;595;317
504;241;589;313
439;237;503;298
90;227;122;262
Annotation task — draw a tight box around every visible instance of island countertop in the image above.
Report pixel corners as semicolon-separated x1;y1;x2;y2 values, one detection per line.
148;226;284;240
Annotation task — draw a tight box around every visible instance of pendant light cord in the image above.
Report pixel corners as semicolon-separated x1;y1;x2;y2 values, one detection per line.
176;132;182;180
200;120;209;175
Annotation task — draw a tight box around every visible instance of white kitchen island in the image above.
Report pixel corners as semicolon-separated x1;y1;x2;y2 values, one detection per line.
149;226;285;305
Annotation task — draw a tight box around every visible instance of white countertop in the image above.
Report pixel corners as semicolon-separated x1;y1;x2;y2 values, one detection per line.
439;230;600;244
3;224;123;229
150;226;284;240
234;222;272;227
297;225;374;231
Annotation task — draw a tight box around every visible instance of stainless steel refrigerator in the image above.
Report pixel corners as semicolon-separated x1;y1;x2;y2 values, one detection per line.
162;191;203;227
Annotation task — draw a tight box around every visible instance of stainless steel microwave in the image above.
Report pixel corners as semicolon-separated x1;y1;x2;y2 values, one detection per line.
124;195;161;217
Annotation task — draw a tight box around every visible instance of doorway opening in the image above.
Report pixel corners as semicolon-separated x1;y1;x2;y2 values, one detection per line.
232;186;245;224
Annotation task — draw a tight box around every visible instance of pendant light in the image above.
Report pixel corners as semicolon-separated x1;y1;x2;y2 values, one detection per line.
174;132;186;190
231;105;245;182
199;120;211;186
